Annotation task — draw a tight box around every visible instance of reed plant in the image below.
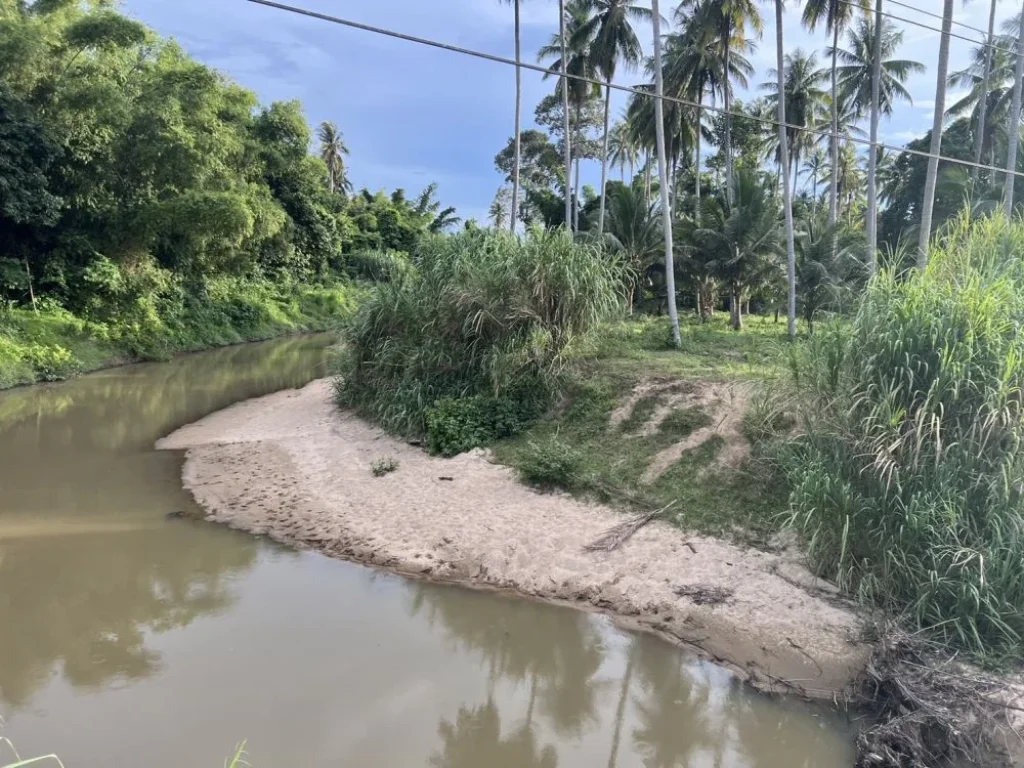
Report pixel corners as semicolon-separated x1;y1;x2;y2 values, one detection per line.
786;213;1024;656
334;228;624;443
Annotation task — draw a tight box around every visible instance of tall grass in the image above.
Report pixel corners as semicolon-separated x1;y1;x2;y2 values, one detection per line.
786;213;1024;656
334;228;624;441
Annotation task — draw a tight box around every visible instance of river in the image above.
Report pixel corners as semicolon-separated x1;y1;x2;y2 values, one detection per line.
0;334;855;767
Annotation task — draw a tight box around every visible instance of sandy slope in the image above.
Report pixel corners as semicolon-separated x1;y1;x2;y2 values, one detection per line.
157;379;869;697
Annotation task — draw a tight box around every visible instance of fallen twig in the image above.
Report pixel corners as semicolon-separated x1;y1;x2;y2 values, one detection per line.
582;502;676;553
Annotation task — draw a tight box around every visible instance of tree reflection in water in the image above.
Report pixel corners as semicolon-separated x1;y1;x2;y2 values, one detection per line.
0;335;329;709
430;698;558;768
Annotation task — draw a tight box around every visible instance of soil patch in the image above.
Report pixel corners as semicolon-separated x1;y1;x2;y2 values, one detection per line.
157;379;869;699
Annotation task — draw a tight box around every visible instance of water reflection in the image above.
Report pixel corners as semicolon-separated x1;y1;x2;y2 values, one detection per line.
409;582;850;768
431;699;558;768
0;335;332;709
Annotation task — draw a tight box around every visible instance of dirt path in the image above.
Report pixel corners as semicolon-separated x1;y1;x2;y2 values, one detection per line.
157;379;869;698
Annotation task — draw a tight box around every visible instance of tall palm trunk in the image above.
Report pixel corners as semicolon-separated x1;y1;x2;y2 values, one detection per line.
723;18;734;206
1004;1;1024;215
644;150;652;205
598;82;612;234
865;0;883;272
694;92;702;223
828;22;840;229
559;0;573;229
574;153;582;229
510;0;522;231
973;0;998;183
651;0;681;347
775;0;797;341
918;0;954;267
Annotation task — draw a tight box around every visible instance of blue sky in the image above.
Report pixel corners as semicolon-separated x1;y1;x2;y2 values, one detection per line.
121;0;1019;223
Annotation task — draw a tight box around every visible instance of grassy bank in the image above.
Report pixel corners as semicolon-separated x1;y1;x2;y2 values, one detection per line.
492;314;790;543
0;279;355;390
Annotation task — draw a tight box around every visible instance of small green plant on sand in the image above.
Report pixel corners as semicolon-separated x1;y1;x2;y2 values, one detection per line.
371;456;399;477
516;436;584;490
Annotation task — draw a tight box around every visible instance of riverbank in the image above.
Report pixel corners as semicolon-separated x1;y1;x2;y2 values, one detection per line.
158;378;870;699
0;282;354;390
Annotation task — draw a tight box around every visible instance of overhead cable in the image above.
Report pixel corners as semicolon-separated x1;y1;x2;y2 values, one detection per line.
245;0;1024;181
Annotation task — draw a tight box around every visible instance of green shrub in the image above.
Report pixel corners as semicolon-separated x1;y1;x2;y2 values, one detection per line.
425;394;539;456
344;249;413;282
786;213;1024;656
22;342;80;381
335;228;624;438
371;456;399;476
516;435;584;490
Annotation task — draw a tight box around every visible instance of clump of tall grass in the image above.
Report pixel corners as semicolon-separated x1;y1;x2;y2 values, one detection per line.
786;213;1024;657
334;228;624;444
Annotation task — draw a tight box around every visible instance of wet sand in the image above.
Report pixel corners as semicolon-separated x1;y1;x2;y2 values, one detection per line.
157;379;870;698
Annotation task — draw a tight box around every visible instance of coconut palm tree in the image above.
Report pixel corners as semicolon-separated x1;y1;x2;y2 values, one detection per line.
317;121;350;195
866;0;883;270
505;0;523;231
649;0;681;347
607;119;639;181
1004;5;1024;214
602;185;661;309
833;17;924;118
772;0;798;340
801;0;869;229
761;49;829;200
973;0;1000;182
582;0;651;236
685;169;784;331
804;147;829;208
918;0;955;266
697;0;763;205
664;2;752;217
540;0;600;230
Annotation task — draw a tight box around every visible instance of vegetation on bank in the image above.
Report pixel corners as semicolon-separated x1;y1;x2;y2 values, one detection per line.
0;1;454;387
784;213;1024;658
0;279;353;389
334;228;623;454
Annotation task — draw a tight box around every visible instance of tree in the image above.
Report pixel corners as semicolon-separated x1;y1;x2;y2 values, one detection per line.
505;0;523;230
663;1;752;216
490;187;513;229
801;0;869;229
761;49;828;200
317;121;351;196
607;119;639;181
973;0;1001;181
685;169;783;330
772;0;798;341
582;0;651;236
649;0;681;346
601;184;661;308
918;0;955;266
794;214;864;332
539;0;601;230
495;129;563;193
804;147;829;208
833;17;923;119
866;0;884;270
534;93;603;223
702;0;764;205
1004;3;1024;214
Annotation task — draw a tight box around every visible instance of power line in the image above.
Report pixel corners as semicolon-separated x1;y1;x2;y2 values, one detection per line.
834;0;1018;60
245;0;1024;181
887;0;1000;42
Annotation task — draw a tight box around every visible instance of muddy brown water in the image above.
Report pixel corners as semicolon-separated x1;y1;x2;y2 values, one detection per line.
0;335;856;767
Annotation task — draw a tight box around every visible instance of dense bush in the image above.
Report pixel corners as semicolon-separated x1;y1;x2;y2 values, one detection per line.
0;279;354;388
334;229;624;447
786;213;1024;656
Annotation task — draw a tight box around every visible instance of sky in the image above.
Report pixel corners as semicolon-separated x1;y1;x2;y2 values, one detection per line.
120;0;1021;224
